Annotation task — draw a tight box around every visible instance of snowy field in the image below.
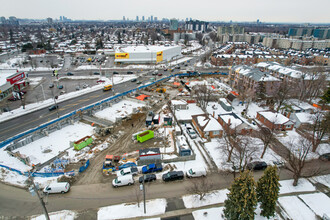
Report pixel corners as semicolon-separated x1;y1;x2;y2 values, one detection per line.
95;99;145;122
204;138;284;171
0;75;136;123
31;210;76;220
182;189;229;208
12;122;94;165
279;178;316;194
278;196;317;220
97;199;166;220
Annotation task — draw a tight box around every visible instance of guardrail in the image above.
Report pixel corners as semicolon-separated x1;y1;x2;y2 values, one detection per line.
0;72;225;149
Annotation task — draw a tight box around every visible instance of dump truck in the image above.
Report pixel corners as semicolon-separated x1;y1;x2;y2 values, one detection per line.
137;130;154;143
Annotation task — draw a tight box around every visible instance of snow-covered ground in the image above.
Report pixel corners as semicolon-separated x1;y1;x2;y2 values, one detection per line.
95;99;145;123
12;122;94;165
278;196;317;220
204;138;284;172
182;189;229;208
0;75;136;123
310;174;330;188
97;199;166;220
279;178;316;194
298;193;330;217
31;210;76;220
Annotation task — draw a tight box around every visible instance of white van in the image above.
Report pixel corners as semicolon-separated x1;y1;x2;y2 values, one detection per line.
112;175;134;187
116;167;138;177
186;167;207;178
43;182;70;194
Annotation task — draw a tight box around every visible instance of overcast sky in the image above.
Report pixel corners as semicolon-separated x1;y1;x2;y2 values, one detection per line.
1;0;330;23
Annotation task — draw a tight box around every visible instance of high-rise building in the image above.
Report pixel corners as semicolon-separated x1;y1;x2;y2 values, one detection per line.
217;25;244;36
169;19;179;30
185;20;209;32
154;17;158;22
123;16;126;21
142;16;145;21
288;27;330;39
136;16;139;21
151;15;153;22
47;17;53;24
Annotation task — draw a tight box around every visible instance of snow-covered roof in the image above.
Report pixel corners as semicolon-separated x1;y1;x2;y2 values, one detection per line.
220;114;243;129
116;45;180;53
204;116;223;132
258;111;293;125
294;112;313;124
171;100;187;105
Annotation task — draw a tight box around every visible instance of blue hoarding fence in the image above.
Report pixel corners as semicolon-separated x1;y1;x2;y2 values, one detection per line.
79;159;90;173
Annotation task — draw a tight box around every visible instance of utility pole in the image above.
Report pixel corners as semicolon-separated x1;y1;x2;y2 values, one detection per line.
28;175;50;220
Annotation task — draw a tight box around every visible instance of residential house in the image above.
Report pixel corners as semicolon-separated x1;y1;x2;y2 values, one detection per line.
192;114;223;139
217;113;252;135
256;110;294;131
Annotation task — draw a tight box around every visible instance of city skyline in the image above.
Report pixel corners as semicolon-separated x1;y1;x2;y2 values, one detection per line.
0;0;330;23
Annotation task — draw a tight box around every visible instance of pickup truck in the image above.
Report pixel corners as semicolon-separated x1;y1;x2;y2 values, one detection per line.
142;163;163;174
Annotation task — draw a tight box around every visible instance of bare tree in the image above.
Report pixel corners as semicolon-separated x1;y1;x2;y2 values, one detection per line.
258;126;276;159
132;184;142;208
274;80;292;112
192;84;213;110
222;127;239;163
285;137;312;186
186;178;214;200
230;136;257;173
309;111;330;152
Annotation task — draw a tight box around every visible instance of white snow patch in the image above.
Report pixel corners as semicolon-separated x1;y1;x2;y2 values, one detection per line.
182;189;229;208
279;178;316;194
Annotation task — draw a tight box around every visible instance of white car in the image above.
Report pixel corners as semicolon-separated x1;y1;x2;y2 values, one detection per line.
186;167;207;178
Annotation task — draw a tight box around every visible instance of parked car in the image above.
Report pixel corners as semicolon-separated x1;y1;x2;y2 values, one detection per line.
127;71;133;74
7;96;17;101
113;71;119;74
58;85;64;89
67;72;74;76
131;78;137;82
136;81;142;84
162;171;184;182
93;72;100;75
142;163;163;174
117;167;138;177
247;161;267;170
112;175;134;187
319;153;330;161
76;86;80;91
43;182;70;194
49;83;54;88
97;80;105;83
186;167;206;178
49;105;58;111
60;91;65;95
82;84;88;88
157;73;163;76
139;174;156;183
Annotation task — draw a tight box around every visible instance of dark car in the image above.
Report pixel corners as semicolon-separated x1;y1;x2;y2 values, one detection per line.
162;171;184;182
113;71;119;74
139;174;156;183
58;85;64;89
67;72;74;76
127;71;133;74
136;81;142;84
97;80;105;83
49;105;58;111
247;161;267;170
49;83;54;88
131;78;137;82
319;153;330;161
93;72;100;75
157;73;163;76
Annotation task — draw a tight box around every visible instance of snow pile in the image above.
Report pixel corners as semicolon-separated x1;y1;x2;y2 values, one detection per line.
97;198;166;220
95;99;145;123
182;189;229;208
31;210;76;220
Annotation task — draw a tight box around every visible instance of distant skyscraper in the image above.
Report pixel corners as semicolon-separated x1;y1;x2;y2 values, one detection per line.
154;17;158;22
123;16;126;21
142;16;145;21
169;19;179;30
151;15;153;22
47;17;53;24
136;16;139;21
257;19;260;24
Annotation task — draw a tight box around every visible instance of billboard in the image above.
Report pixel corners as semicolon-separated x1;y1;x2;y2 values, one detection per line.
115;53;130;59
6;72;26;85
156;51;163;62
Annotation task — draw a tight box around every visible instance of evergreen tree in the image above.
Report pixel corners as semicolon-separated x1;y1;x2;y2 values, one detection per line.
223;171;257;220
320;84;330;104
256;166;280;218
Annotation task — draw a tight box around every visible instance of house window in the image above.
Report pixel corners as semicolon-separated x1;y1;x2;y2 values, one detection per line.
286;125;292;128
213;130;220;135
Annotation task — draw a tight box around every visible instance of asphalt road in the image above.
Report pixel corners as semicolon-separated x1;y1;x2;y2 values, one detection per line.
0;168;294;217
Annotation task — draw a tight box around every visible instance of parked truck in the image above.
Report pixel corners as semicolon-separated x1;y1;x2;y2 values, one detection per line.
142;163;163;174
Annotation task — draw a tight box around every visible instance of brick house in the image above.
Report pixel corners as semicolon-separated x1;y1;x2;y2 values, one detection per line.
217;113;252;135
192;114;223;139
256;110;294;131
